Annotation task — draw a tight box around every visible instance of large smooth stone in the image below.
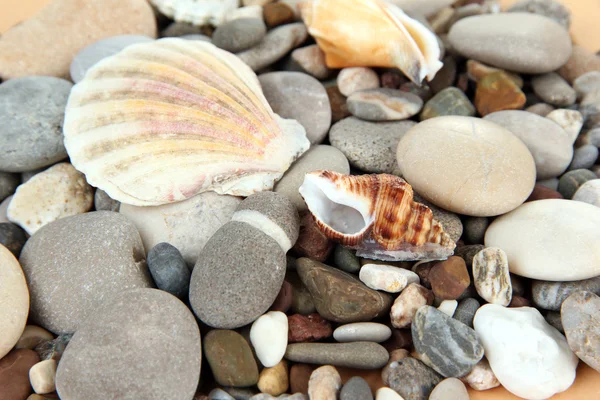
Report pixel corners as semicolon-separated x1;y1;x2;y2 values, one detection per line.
396;116;536;217
120;192;241;267
204;329;259;387
561;291;600;372
284;342;389;369
259;72;331;144
485;199;600;281
386;357;442;400
55;289;200;400
0;244;29;359
448;13;572;74
474;304;578;400
19;211;152;334
532;276;600;311
483;110;573;179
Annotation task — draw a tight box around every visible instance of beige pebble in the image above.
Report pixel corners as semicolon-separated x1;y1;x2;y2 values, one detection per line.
359;264;420;293
308;365;341;400
429;378;469;400
16;326;54;351
437;299;458;317
292;45;332;80
376;386;406;400
0;245;29;359
546;109;584;144
29;359;57;394
573;179;600;207
390;283;433;329
226;5;264;22
460;358;500;391
337;67;380;97
258;360;289;396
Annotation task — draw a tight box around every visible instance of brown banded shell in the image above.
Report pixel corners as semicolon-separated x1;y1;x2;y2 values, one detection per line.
298;171;455;261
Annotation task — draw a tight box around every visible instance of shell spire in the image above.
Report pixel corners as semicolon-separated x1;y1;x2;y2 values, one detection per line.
298;171;455;261
300;0;443;84
63;38;310;206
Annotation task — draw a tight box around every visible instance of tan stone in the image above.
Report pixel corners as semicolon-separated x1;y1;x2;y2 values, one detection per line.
308;365;342;400
29;359;57;394
16;326;54;350
390;283;434;329
258;360;289;396
460;358;500;391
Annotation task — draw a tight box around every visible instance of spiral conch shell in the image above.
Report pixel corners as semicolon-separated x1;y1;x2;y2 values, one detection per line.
298;171;455;261
300;0;443;84
63;38;310;206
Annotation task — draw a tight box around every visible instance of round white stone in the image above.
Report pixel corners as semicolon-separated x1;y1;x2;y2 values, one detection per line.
333;322;392;343
30;359;57;394
376;387;406;400
437;300;458;317
249;311;288;368
485;199;600;281
429;378;469;400
473;304;578;400
359;264;419;293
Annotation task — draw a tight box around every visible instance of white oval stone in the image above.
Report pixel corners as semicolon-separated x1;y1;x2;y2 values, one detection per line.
573;179;600;207
376;386;405;400
249;311;288;368
546;109;584;144
333;322;392;343
485;199;600;281
429;378;469;400
473;304;578;400
437;300;458;317
359;264;419;293
337;67;380;97
29;359;57;394
0;244;29;359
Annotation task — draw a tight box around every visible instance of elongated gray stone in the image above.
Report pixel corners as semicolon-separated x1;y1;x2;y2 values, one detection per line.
532;276;600;311
284;342;389;369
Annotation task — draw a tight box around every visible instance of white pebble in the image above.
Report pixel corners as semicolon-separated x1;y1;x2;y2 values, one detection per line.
437;300;458;317
250;311;288;368
546;109;583;144
333;322;392;343
429;378;469;400
337;67;380;96
29;359;57;394
376;387;405;400
308;365;341;400
359;264;419;293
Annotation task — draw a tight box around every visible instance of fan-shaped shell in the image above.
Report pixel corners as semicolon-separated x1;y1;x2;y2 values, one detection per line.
300;0;443;84
64;38;310;206
298;171;455;261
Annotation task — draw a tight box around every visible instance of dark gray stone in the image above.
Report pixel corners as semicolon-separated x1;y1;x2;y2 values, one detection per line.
333;244;361;274
340;376;373;400
561;291;600;372
453;298;480;328
545;311;564;333
0;222;27;258
463;217;489;244
568;145;598;171
284;342;389;369
213;18;266;52
412;306;484;377
0;77;72;172
454;245;484;269
147;242;190;300
0;172;19;202
94;188;120;212
387;357;442;400
532;276;600;311
558;169;597;199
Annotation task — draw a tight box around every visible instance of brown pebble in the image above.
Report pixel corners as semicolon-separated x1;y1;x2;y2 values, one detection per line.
381;70;407;89
429;257;470;300
412;261;436;289
327;86;351;123
475;72;526;116
526;184;564;202
289;364;315;394
292;212;334;262
382;328;413;353
270;280;293;313
525;103;555;116
0;349;40;400
509;296;532;308
559;45;600;84
287;313;333;343
466;60;524;88
263;3;295;27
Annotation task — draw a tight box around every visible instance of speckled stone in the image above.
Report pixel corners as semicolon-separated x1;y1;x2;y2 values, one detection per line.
19;211;151;334
332;117;415;174
558;169;598;199
308;366;341;400
531;73;576;107
473;247;512;306
459;358;500;391
337;67;380;97
55;289;200;400
390;283;434;329
340;376;373;400
285;342;389;369
0;222;27;258
420;87;475;121
532;276;600;311
561;291;600;372
453;298;480;328
204;329;258;387
386;357;442;400
94;189;120;212
347;89;423;121
212;18;266;52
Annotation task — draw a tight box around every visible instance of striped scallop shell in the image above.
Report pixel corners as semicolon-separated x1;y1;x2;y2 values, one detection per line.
299;171;455;261
64;38;310;206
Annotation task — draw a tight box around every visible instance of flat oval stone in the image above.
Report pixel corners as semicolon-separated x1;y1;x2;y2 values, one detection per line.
204;329;258;387
285;342;389;369
337;67;380;97
359;264;420;293
19;211;152;334
484;110;573;180
0;244;29;359
259;72;331;144
531;72;576;107
386;357;442;400
333;322;392;343
448;13;572;74
55;289;201;400
532;276;600;311
332;117;416;174
212;18;266;52
147;242;190;299
0;77;72;172
396;116;536;216
485;199;600;281
561;291;600;372
340;376;373;400
347;89;423;121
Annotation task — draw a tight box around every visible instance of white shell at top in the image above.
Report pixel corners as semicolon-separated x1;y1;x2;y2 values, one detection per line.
150;0;240;26
63;38;309;206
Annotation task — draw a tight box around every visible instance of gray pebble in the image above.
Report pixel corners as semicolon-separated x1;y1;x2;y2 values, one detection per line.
94;189;120;212
537;178;560;191
333;244;361;274
420;87;476;121
531;72;576;107
545;311;564;333
180;34;212;41
212;18;266;52
574;71;600;100
581;90;600;128
0;77;72;172
0;172;19;202
463;217;489;244
161;22;206;38
0;222;27;258
387;357;442;400
532;276;600;311
453;298;481;328
284;342;389;369
573;179;600;207
558;169;597;199
340;376;373;400
147;242;190;300
525;103;555;116
347;88;423;121
330;117;416;174
568;145;598;171
454;245;484;270
508;0;571;28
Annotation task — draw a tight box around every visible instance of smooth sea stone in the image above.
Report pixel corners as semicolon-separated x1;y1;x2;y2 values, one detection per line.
558;169;598;199
55;289;200;400
569;145;598;171
559;45;600;84
581;90;600;128
94;188;120;212
259;72;331;144
7;163;94;235
286;269;316;315
375;387;404;400
420;87;476;121
70;35;154;82
472;247;512;306
0;0;157;80
340;376;373;400
448;13;571;74
460;358;500;391
212;18;266;52
0;172;19;202
257;360;289;396
285;342;389;369
463;217;488;244
573;179;600;207
484;110;573;179
412;306;484;377
359;264;419;293
397;116;535;216
120;191;241;267
453;298;480;328
429;378;469;400
332;245;361;274
347;89;423;121
531;72;576;107
291;45;332;80
332;117;415;174
507;0;571;28
308;366;341;400
237;23;307;71
546;311;564;333
474;304;578;400
0;245;29;359
0;349;39;400
0;77;72;172
386;357;442;400
19;211;152;334
296;258;392;323
546;109;583;144
29;359;57;394
147;242;190;299
474;71;527;116
0;222;27;258
0;196;11;223
333;322;392;343
390;283;434;329
574;71;600;100
532;276;600;311
526;102;555;116
561;291;600;372
204;330;258;387
337;67;380;97
250;311;288;368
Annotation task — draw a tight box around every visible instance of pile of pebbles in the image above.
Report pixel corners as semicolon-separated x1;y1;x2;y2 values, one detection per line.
1;0;600;399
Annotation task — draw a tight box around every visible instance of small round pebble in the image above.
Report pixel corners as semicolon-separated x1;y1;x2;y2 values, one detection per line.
0;222;27;258
460;358;500;391
558;169;598;199
258;360;289;396
347;89;423;121
332;244;361;273
340;376;373;400
337;67;380;97
386;357;442;400
359;264;419;293
212;18;266;52
147;242;190;299
531;72;576;107
574;71;600;100
437;300;458;317
429;257;470;300
94;188;120;212
546;109;583;144
573;179;600;207
390;283;434;329
308;366;341;400
29;359;57;394
250;311;288;368
420;87;475;121
333;322;392;343
291;45;332;80
569;145;598;171
429;378;469;400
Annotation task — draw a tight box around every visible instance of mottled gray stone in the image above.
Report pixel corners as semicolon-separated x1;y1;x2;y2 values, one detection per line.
0;172;19;202
147;242;190;300
387;357;442;400
532;276;600;311
333;244;361;274
454;245;484;269
574;71;600;100
453;298;480;328
55;289;201;400
545;311;564;333
284;342;389;369
19;211;152;334
340;376;373;400
412;306;484;377
94;188;120;212
561;291;600;372
558;169;597;199
0;77;72;172
347;88;423;121
0;222;27;258
507;0;571;28
568;145;598;171
531;73;576;107
463;217;489;244
213;18;266;52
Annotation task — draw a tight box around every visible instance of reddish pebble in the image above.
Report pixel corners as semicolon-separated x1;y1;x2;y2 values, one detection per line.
292;212;334;262
413;261;436;289
429;256;470;300
509;296;532;308
381;70;406;89
263;2;295;27
270;280;293;313
526;184;563;202
289;364;315;394
382;328;413;352
287;313;333;343
0;349;40;400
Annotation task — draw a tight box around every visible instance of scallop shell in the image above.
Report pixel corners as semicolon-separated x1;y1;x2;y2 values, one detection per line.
298;171;455;261
63;38;310;206
150;0;240;26
300;0;443;84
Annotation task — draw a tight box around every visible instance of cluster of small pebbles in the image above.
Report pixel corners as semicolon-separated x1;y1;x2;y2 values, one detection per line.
1;0;600;399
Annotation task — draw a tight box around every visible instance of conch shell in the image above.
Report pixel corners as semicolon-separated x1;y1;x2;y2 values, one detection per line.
300;0;443;84
298;171;455;261
63;38;310;206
